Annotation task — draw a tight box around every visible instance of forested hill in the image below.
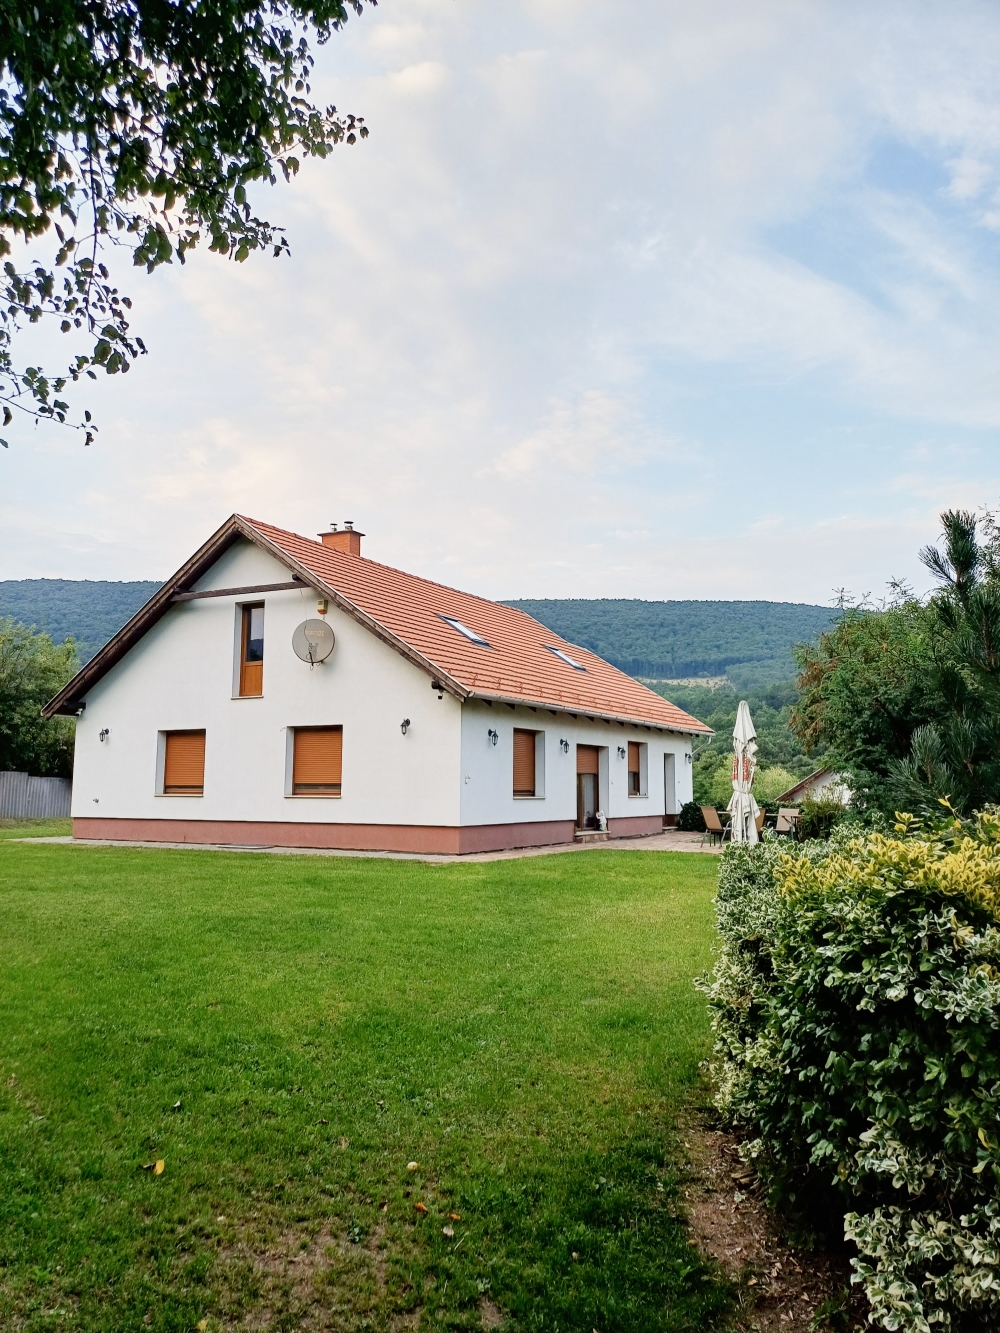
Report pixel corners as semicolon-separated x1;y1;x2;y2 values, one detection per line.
0;581;837;686
504;598;837;687
0;580;162;663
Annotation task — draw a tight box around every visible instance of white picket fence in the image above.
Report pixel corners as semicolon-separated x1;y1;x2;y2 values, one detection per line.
0;771;72;819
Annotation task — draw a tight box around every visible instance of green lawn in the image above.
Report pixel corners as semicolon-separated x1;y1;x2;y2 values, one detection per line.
0;817;71;841
0;841;730;1333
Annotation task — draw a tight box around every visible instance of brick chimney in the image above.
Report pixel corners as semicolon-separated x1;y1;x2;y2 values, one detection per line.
319;521;364;556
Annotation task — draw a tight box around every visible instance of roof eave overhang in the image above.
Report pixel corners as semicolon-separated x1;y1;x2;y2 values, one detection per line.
41;514;470;718
465;689;712;736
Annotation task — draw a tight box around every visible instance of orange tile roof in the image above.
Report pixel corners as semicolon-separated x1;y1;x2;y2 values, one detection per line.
243;517;710;734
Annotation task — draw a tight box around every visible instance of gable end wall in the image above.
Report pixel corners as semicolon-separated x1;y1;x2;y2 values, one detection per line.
71;540;463;828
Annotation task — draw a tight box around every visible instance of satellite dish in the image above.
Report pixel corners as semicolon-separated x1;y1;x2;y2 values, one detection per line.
292;619;336;665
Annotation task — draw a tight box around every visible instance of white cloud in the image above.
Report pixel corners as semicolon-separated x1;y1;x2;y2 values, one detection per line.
5;0;1000;605
945;156;991;201
493;391;669;479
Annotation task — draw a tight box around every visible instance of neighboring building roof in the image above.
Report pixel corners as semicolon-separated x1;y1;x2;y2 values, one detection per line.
43;515;711;735
775;768;845;805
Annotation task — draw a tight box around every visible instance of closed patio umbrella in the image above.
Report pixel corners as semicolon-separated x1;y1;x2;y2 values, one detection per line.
727;699;760;844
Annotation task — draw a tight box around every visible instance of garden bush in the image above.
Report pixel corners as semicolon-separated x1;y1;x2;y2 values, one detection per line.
699;815;1000;1332
795;795;851;841
677;800;706;832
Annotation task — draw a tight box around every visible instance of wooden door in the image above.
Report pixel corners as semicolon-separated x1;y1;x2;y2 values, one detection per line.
239;604;264;697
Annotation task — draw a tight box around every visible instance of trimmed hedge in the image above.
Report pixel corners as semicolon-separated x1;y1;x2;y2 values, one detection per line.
795;795;851;841
699;816;1000;1331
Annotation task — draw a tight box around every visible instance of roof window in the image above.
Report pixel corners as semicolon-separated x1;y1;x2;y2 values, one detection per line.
546;645;586;671
439;614;490;647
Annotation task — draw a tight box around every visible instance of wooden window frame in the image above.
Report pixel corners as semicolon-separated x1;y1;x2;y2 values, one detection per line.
288;725;343;797
158;729;206;796
237;602;265;698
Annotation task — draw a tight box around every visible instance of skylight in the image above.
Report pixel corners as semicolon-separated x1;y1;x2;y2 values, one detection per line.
546;645;586;671
439;614;490;647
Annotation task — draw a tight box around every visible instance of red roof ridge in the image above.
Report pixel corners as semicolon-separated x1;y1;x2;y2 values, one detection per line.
239;515;527;614
239;515;711;736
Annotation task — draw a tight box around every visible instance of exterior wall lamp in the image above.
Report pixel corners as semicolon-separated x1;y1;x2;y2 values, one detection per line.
488;728;498;746
99;728;111;742
617;745;626;759
559;738;569;753
400;718;411;735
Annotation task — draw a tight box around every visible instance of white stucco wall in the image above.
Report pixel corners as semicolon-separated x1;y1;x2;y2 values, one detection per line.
804;771;852;805
458;700;693;826
71;539;463;826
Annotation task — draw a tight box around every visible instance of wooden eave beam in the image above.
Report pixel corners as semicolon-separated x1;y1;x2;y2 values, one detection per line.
171;580;306;602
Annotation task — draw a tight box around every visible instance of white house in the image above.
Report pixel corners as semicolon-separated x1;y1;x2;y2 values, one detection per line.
44;516;710;854
775;768;852;807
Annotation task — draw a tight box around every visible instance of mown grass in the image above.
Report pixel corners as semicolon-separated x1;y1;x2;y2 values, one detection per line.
0;842;730;1332
0;817;71;841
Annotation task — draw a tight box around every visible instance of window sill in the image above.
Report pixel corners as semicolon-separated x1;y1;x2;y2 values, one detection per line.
157;793;204;798
232;694;264;700
628;794;648;800
513;794;545;800
285;794;342;799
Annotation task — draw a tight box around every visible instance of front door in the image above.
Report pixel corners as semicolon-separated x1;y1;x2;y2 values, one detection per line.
577;773;598;828
576;745;600;828
663;753;677;826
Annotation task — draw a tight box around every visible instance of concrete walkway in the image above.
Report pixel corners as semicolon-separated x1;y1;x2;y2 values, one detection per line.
16;828;719;864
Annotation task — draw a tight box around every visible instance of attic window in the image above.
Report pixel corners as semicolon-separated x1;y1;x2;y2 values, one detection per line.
546;645;586;671
439;615;490;647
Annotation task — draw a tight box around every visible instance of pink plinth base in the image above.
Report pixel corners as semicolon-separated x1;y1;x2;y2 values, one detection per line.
607;814;667;839
73;816;583;856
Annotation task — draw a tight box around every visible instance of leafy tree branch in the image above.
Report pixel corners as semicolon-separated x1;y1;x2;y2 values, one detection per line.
0;0;373;444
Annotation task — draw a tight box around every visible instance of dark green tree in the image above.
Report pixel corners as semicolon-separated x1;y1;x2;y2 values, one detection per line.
0;618;78;774
790;594;937;814
888;510;1000;815
792;510;1000;817
0;0;372;443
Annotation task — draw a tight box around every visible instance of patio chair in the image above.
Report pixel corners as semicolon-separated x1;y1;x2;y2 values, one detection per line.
700;806;730;846
775;807;800;838
755;807;766;834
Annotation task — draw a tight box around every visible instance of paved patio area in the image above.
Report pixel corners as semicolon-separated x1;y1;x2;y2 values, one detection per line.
17;828;719;864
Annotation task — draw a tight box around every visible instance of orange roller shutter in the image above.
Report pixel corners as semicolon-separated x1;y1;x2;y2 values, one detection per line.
576;745;599;775
293;727;342;794
513;729;536;796
164;731;206;794
628;741;641;794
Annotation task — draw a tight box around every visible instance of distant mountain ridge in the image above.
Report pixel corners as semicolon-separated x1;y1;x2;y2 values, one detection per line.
0;579;162;663
504;598;836;688
0;580;837;686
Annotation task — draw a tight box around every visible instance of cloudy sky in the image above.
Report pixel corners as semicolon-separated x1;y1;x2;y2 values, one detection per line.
5;0;1000;604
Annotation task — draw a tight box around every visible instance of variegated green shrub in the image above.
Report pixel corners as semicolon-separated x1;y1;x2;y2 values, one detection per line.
699;815;1000;1332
